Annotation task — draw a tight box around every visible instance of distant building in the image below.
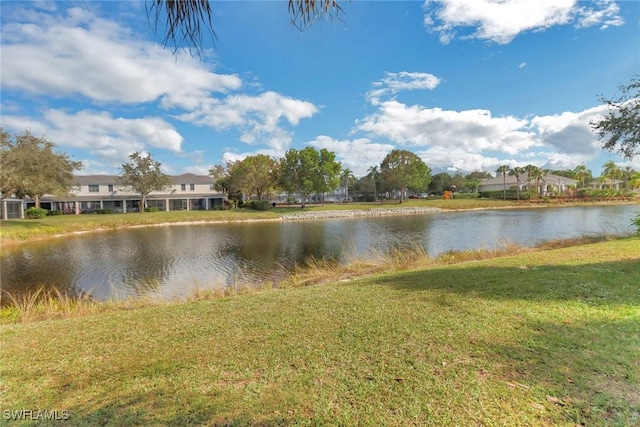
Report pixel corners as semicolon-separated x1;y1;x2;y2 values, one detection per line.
478;173;578;196
15;173;225;215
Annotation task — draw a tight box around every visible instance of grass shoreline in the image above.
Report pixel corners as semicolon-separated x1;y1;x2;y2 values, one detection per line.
1;198;637;246
1;237;639;425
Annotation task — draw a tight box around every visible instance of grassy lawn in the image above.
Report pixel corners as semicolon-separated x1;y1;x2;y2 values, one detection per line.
1;238;638;426
0;198;605;244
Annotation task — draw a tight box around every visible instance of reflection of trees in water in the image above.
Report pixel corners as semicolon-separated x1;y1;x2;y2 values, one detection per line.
116;228;175;298
279;221;349;268
215;223;284;286
0;240;85;306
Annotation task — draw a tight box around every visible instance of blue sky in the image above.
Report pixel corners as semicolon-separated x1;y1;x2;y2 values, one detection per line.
1;0;638;178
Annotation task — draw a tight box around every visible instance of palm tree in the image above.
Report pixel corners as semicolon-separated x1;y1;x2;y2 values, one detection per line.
601;160;622;189
621;166;635;189
628;171;640;189
529;166;546;198
573;165;591;189
509;166;525;200
367;165;380;201
496;165;510;200
524;164;537;194
340;168;354;202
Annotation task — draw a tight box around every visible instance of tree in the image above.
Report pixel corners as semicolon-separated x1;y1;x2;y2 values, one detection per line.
278;147;321;208
340;168;355;202
572;165;592;188
209;164;231;193
621;166;637;189
528;166;546;198
601;160;622;181
367;165;381;201
428;172;453;194
509;166;525;200
464;170;492;194
230;154;278;200
591;76;640;160
150;0;343;55
496;165;510;200
380;149;431;203
0;129;82;207
628;171;640;190
316;149;342;203
118;152;171;212
209;162;243;207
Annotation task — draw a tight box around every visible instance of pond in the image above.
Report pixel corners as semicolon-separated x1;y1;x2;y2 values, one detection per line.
1;204;637;302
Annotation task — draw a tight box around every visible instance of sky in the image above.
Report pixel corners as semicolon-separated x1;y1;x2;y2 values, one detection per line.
1;0;639;178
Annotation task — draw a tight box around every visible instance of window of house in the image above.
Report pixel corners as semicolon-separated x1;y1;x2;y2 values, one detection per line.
108;184;114;192
88;184;99;193
181;184;186;191
209;184;215;191
190;183;195;191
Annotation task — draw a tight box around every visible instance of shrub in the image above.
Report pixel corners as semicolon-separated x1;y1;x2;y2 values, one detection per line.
47;210;64;216
25;207;48;219
452;193;479;200
478;190;531;200
144;207;159;213
94;209;114;215
245;200;270;210
632;213;640;236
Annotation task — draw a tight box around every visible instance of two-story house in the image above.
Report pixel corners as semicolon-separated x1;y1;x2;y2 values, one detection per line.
24;173;225;214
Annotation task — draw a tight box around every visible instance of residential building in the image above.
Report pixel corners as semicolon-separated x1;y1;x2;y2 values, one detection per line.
21;173;225;214
479;173;578;196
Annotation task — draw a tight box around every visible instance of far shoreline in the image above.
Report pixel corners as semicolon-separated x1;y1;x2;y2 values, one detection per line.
1;199;637;248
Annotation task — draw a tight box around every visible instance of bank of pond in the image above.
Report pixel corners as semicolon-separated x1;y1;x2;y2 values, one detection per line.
1;204;637;304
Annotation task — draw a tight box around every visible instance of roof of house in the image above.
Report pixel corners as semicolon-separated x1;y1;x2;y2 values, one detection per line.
73;173;215;185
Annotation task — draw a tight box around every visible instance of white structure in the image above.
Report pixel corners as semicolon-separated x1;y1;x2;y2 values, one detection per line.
25;173;225;213
479;173;578;196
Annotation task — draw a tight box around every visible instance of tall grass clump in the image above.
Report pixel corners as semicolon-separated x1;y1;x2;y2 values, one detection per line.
0;287;102;323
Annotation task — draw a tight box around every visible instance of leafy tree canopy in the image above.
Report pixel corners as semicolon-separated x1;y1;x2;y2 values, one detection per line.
0;129;82;207
278;147;323;208
591;75;640;160
118;152;171;211
380;149;431;203
229;154;279;200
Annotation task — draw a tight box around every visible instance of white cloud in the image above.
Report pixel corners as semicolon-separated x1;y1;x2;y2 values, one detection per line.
1;8;242;106
368;72;441;104
356;100;540;155
0;6;319;170
518;62;527;69
423;0;624;44
530;105;604;154
1;109;184;170
307;135;395;177
417;146;504;172
175;91;318;148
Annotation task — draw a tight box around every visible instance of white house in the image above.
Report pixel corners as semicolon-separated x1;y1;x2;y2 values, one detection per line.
479;173;578;196
24;173;226;213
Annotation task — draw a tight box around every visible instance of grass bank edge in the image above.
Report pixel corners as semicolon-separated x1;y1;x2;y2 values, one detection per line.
2;236;638;325
1;237;638;426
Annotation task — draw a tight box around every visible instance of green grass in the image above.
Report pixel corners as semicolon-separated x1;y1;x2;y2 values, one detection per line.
1;238;638;426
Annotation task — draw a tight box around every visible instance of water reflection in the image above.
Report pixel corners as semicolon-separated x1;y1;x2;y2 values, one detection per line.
1;205;637;303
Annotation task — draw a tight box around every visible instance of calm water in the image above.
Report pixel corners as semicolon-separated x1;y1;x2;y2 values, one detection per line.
1;205;637;302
